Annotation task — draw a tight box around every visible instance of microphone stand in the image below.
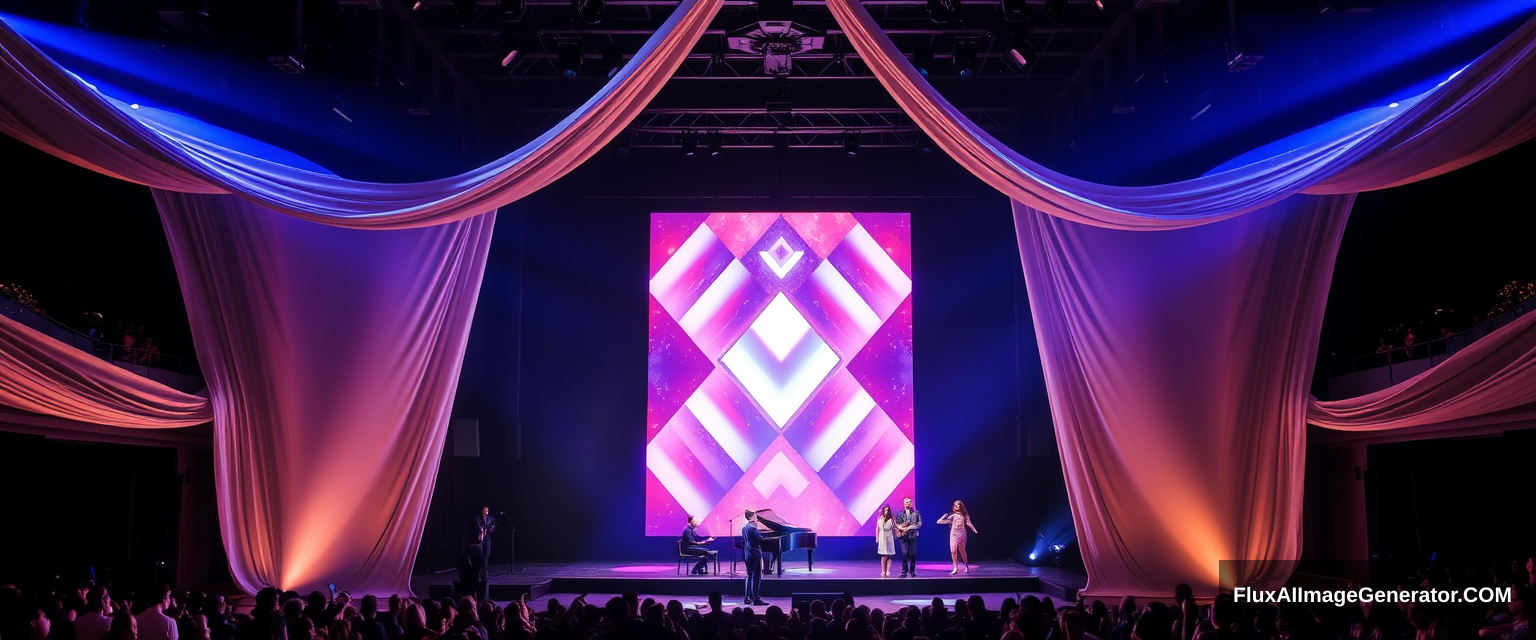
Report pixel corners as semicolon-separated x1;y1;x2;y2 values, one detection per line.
500;512;526;575
728;514;741;576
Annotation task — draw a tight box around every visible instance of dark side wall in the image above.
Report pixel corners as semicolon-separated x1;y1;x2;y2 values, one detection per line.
423;147;1072;567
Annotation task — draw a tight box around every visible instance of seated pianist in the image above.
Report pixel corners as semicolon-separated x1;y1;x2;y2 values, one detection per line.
681;515;717;575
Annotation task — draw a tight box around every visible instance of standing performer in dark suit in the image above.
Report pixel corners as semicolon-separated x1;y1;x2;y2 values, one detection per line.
681;516;716;575
470;506;497;561
894;496;922;578
741;510;766;606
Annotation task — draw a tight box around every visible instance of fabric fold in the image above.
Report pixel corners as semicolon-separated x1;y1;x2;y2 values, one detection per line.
0;0;721;228
826;0;1536;229
155;191;495;595
0;312;211;427
1308;309;1536;433
1015;195;1354;597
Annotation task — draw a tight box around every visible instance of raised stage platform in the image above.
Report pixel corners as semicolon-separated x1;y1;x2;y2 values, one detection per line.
414;561;1086;604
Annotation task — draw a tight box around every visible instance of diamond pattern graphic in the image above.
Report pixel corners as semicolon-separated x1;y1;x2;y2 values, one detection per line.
647;213;912;536
721;294;840;428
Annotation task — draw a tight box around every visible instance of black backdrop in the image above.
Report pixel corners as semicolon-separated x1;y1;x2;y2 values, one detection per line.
422;148;1074;567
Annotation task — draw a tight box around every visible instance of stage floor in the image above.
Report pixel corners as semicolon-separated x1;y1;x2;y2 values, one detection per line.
413;560;1086;602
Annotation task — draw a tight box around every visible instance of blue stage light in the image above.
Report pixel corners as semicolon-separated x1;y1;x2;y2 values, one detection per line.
1028;553;1037;560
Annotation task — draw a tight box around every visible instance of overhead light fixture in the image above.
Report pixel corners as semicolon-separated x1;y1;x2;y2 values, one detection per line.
498;0;525;21
1007;33;1036;67
602;46;623;78
682;131;699;156
925;0;958;23
572;0;605;24
842;131;860;156
953;38;979;78
707;132;723;156
728;20;826;78
556;39;583;78
493;29;522;67
917;134;934;156
912;48;934;77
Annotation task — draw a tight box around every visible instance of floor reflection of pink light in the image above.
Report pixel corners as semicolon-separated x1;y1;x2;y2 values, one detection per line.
611;565;675;573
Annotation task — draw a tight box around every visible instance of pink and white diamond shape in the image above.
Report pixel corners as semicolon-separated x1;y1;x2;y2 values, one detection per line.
647;213;913;536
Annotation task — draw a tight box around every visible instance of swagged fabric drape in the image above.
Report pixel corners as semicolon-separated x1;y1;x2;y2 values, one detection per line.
823;0;1536;597
0;313;211;427
155;191;494;596
825;0;1536;230
1017;195;1353;597
4;0;1536;601
0;0;721;228
1308;310;1536;437
0;0;708;595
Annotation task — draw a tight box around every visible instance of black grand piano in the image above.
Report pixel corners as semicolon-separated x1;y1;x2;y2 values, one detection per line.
732;508;817;576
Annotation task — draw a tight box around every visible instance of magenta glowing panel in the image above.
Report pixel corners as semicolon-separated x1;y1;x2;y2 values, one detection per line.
647;213;913;537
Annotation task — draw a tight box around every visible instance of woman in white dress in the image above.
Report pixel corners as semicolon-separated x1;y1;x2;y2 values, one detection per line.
876;504;897;577
936;499;978;574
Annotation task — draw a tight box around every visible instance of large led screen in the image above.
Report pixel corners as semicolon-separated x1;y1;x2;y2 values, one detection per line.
646;213;913;537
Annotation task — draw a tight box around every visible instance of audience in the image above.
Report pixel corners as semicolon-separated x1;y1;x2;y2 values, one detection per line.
9;557;1536;640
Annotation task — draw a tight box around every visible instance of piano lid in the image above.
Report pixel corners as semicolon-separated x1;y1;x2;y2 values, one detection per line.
750;508;810;533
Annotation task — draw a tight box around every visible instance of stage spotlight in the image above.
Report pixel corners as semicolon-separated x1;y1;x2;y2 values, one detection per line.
912;48;934;77
1006;33;1036;68
953;39;978;78
925;0;958;23
572;0;605;24
498;0;525;21
1028;553;1037;560
707;132;722;156
682;131;699;156
602;47;624;78
842;131;860;156
556;40;583;78
493;30;522;67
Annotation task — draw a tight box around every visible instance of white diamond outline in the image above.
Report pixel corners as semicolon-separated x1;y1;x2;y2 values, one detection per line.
758;236;805;279
720;293;841;429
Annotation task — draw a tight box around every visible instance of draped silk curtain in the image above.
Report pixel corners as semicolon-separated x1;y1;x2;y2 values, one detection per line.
0;313;211;427
1017;196;1353;597
1308;310;1536;436
155;191;494;595
822;0;1536;598
4;0;1536;601
824;0;1536;230
0;0;721;228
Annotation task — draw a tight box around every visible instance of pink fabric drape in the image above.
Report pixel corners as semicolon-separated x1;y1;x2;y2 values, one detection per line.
1016;195;1354;597
0;312;211;427
154;191;494;595
0;0;720;228
1308;310;1536;434
826;0;1536;230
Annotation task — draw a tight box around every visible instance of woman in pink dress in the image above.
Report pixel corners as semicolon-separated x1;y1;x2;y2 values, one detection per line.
935;500;978;574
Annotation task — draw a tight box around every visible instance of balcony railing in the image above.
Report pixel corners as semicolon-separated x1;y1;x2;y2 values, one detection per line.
0;294;203;393
1325;295;1536;399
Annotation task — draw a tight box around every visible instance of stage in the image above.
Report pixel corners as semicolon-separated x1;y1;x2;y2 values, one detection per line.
414;560;1086;604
